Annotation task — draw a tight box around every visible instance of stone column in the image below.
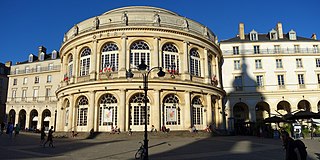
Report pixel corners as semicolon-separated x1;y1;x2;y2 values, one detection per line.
184;91;191;128
15;113;19;126
214;96;220;128
206;94;213;126
153;37;160;67
73;47;78;83
88;91;96;131
37;114;42;130
56;99;63;131
25;113;30;131
61;55;68;86
125;92;130;131
72;95;78;131
90;40;98;80
119;35;127;78
93;95;99;132
152;89;161;131
203;48;210;84
215;56;221;87
218;98;226;130
118;89;126;131
68;95;74;131
96;42;101;80
182;41;190;80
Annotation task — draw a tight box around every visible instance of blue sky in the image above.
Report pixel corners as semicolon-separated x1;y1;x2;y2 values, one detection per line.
0;0;319;64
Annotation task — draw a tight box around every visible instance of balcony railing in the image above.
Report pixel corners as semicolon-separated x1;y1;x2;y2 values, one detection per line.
8;96;57;103
11;65;61;75
223;47;320;55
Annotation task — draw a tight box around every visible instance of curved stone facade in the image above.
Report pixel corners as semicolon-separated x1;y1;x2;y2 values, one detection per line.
56;6;224;132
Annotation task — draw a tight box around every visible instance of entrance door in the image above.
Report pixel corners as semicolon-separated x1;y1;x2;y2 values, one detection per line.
130;103;150;131
99;104;117;132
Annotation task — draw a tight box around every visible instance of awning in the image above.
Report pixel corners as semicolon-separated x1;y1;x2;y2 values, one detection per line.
44;117;51;121
32;116;38;121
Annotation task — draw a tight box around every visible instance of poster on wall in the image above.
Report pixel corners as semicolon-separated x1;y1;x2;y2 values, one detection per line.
103;108;113;123
166;108;177;122
65;110;69;126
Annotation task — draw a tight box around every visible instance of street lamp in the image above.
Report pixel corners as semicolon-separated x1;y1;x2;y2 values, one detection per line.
126;59;165;160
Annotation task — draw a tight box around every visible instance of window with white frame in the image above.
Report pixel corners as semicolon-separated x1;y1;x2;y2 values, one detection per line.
316;58;320;68
276;59;283;68
13;79;17;85
35;76;39;84
48;64;53;70
99;94;118;126
294;45;300;53
313;45;319;53
254;45;260;54
255;59;262;69
162;43;179;74
190;48;201;76
22;89;26;100
12;90;16;98
101;43;119;72
130;41;150;69
47;75;52;83
163;94;180;125
234;60;241;70
250;30;258;41
28;54;33;62
234;76;243;91
80;48;91;76
33;89;38;99
25;67;30;73
36;65;41;72
233;46;239;55
77;96;88;126
289;30;297;40
274;45;281;53
298;74;304;85
68;54;73;78
45;88;51;98
269;29;278;40
129;93;150;126
52;50;57;59
256;75;264;87
15;68;19;74
192;97;203;125
277;75;285;87
23;77;27;85
39;53;45;61
296;58;303;68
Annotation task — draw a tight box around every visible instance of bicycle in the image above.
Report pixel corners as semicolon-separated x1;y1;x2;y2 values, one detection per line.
135;142;146;160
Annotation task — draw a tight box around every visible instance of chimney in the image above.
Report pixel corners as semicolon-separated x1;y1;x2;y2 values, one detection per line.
239;23;245;40
38;46;47;54
276;22;283;39
311;33;317;40
5;61;12;67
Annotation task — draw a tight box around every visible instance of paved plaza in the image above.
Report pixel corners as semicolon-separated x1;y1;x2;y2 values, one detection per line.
0;132;319;160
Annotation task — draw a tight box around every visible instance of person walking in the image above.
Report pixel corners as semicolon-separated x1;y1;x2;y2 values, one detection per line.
14;124;20;137
7;122;14;139
43;126;54;148
40;127;46;146
281;130;307;160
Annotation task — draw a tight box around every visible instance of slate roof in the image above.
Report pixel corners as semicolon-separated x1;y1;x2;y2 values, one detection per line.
220;34;319;43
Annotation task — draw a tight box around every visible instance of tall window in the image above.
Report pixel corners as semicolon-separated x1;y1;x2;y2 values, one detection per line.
80;48;91;76
13;79;17;85
163;94;180;125
192;97;203;125
274;45;281;53
35;76;39;84
23;77;27;85
276;59;283;68
101;43;119;71
47;75;52;83
28;54;33;62
255;59;262;69
298;74;305;88
162;43;179;74
256;75;264;87
294;45;300;53
52;50;57;59
277;75;285;88
316;58;320;68
33;89;39;101
36;65;41;72
313;45;319;53
39;53;45;61
296;58;303;68
190;48;201;76
22;90;27;100
25;67;30;73
234;60;241;70
15;68;19;74
45;88;51;98
234;76;243;91
48;64;53;70
77;96;89;126
250;30;258;41
99;94;118;126
129;93;150;126
68;54;73;78
12;90;16;99
130;41;150;69
254;45;260;54
233;46;239;55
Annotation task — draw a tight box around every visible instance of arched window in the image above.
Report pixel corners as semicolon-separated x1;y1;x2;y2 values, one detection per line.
163;94;180;125
162;43;179;74
99;94;118;126
39;53;45;61
52;50;58;59
68;54;73;78
190;48;201;77
77;96;88;126
28;54;33;62
101;43;119;72
192;97;203;125
130;41;150;69
80;48;91;76
129;93;150;126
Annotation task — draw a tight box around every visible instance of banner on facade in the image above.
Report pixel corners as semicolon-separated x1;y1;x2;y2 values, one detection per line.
103;108;113;123
166;108;177;122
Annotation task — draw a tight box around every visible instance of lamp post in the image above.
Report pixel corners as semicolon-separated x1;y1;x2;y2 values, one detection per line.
126;59;165;160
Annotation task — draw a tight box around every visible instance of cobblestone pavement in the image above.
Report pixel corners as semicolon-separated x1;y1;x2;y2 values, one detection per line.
0;132;319;160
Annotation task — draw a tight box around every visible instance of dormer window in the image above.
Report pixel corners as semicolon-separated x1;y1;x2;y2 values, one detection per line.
249;30;258;41
28;54;33;62
52;50;57;59
289;29;297;40
39;52;45;61
269;29;278;40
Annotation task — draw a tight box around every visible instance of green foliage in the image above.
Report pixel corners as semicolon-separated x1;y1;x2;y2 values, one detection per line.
282;123;292;134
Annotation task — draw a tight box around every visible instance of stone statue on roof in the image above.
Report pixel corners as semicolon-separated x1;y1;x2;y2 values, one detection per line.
93;16;100;30
73;24;78;36
183;18;189;30
122;12;128;26
153;13;160;26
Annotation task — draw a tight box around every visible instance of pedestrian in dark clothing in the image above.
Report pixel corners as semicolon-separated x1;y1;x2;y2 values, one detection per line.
43;126;54;148
40;127;46;146
281;130;307;160
0;122;5;135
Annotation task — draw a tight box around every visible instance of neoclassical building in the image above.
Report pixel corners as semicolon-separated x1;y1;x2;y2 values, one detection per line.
220;22;320;133
55;6;224;132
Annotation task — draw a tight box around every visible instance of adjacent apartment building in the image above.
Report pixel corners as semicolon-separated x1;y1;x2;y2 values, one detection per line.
6;46;61;131
0;61;11;123
220;22;320;134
